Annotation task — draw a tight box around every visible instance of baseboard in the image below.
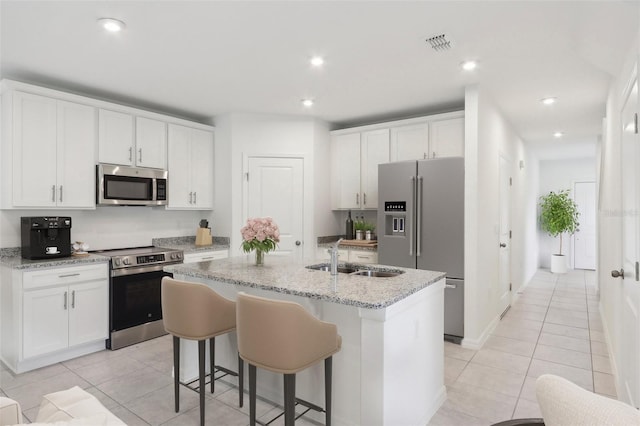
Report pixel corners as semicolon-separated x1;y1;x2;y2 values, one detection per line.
599;300;621;399
423;385;447;425
460;314;500;350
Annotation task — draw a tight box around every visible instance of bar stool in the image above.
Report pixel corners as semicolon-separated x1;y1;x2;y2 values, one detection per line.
236;292;342;426
161;277;244;426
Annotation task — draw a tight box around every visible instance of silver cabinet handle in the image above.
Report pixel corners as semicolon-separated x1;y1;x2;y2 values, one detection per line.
193;192;197;204
356;193;359;205
363;193;367;206
416;176;423;257
71;290;75;308
432;151;436;158
356;255;369;259
138;148;142;163
423;153;427;159
63;291;68;310
189;192;193;204
129;147;133;162
445;284;457;289
59;185;63;202
201;257;215;261
59;273;80;278
52;185;56;202
409;176;415;256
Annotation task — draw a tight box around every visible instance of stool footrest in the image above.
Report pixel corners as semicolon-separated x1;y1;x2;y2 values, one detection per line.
182;365;239;393
258;398;325;426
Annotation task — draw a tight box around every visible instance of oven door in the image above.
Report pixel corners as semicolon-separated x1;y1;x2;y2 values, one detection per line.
110;269;171;332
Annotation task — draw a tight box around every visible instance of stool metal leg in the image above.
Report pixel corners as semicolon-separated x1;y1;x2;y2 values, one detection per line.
284;373;296;426
210;338;215;393
238;354;244;407
198;340;205;426
325;356;333;426
173;336;180;413
249;364;257;426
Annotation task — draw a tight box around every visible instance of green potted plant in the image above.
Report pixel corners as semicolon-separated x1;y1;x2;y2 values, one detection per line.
364;222;376;240
539;190;580;273
354;217;366;240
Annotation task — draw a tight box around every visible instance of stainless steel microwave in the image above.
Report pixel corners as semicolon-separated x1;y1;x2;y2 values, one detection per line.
97;164;168;206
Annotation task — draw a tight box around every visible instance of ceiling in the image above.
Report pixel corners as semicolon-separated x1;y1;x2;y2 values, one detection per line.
1;1;638;154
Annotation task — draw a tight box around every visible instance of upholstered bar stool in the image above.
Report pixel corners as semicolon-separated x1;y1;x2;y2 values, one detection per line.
161;277;244;426
236;292;342;426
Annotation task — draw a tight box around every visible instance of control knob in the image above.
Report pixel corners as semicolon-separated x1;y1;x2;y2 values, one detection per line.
123;258;131;265
114;259;121;266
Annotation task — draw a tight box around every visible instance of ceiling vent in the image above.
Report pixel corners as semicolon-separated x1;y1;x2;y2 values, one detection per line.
426;34;451;51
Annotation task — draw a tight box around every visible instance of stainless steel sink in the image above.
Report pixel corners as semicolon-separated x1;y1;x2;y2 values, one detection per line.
350;270;403;278
306;264;359;274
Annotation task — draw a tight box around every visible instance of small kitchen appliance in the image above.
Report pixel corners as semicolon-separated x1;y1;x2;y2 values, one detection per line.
378;157;465;340
21;216;72;260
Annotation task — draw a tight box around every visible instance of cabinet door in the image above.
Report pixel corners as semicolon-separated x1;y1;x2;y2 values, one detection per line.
12;92;58;207
349;250;378;264
167;124;192;208
390;123;429;161
98;109;134;166
68;280;108;346
190;128;214;209
331;133;361;209
183;250;228;264
23;287;68;358
135;117;167;169
57;101;96;208
429;117;464;158
361;129;389;209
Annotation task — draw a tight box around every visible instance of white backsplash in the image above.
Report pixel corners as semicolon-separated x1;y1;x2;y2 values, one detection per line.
0;208;216;250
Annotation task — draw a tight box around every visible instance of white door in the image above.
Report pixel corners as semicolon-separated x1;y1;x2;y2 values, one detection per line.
68;280;108;346
331;133;361;209
573;181;597;270
619;77;640;408
389;123;429;162
167;124;192;208
498;155;512;316
429;117;464;158
98;109;134;166
23;287;69;358
135;117;167;169
361;129;390;209
190;128;214;209
246;157;304;257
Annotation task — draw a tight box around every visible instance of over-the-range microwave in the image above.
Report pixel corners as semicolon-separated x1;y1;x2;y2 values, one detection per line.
96;164;168;206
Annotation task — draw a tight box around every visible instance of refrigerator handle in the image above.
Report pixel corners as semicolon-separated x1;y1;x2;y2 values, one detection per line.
409;176;415;256
417;175;423;257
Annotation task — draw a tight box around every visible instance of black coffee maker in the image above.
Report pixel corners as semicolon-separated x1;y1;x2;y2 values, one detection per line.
21;217;72;260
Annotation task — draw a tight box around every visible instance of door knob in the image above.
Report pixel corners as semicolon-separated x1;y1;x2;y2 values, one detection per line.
500;243;507;248
611;269;625;279
295;241;301;246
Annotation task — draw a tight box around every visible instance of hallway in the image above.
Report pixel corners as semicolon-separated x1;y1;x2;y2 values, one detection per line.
430;268;615;425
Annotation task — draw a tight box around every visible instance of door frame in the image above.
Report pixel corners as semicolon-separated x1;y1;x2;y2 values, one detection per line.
241;153;308;256
498;153;512;317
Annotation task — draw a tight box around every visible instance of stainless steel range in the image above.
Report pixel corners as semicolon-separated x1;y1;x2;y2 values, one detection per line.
96;246;183;350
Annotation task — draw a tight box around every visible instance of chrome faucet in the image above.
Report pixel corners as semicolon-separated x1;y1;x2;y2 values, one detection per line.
328;238;344;276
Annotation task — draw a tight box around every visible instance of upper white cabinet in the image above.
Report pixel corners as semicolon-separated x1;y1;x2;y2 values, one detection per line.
7;91;96;209
429;116;464;158
390;122;429;162
98;110;167;169
167;124;214;209
331;130;389;210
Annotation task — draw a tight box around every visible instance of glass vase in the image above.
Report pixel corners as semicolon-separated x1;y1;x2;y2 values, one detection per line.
255;249;264;266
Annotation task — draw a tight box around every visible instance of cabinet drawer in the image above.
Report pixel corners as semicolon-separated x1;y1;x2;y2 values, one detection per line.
183;250;229;264
23;264;108;290
349;251;378;264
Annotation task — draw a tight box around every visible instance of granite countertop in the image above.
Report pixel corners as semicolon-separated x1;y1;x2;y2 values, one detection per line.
0;248;109;270
165;255;444;309
152;236;230;253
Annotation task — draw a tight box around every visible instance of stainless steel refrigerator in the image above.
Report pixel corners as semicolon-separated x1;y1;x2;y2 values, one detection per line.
377;157;464;339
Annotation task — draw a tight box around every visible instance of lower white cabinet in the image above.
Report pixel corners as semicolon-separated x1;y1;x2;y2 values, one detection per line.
183;249;229;264
1;263;109;373
315;247;377;264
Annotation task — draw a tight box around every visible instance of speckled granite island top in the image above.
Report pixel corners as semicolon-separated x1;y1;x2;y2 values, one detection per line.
165;255;445;309
152;236;230;253
0;248;108;270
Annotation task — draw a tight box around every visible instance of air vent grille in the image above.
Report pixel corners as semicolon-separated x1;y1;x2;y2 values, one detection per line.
426;34;451;51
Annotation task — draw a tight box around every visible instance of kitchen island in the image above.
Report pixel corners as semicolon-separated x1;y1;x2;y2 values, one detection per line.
165;255;446;426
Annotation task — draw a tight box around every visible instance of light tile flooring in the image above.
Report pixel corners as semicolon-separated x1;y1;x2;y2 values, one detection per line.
1;269;616;425
429;268;616;425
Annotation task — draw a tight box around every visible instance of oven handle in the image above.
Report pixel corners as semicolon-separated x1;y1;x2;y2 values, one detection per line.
111;261;182;277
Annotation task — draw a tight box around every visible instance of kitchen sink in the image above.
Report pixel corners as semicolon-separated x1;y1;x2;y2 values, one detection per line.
350;270;403;278
306;263;404;277
306;264;359;274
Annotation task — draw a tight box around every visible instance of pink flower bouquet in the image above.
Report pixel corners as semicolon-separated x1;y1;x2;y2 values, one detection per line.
240;217;280;253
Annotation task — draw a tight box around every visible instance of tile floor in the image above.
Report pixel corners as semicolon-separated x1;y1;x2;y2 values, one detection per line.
429;268;617;425
1;269;616;425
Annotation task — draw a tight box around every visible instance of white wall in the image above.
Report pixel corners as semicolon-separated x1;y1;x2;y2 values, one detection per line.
463;85;538;348
213;113;334;258
0;207;211;250
537;157;596;269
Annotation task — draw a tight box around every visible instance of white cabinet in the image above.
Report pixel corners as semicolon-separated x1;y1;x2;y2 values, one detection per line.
168;124;214;209
99;110;167;169
349;250;378;264
429;116;464;158
183;249;229;264
9;91;96;209
316;247;348;262
331;129;389;210
390;122;429;161
1;263;109;373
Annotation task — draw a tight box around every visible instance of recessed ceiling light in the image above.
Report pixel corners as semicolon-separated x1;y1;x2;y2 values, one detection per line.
98;18;126;32
310;56;324;67
541;97;557;105
461;60;477;71
301;99;314;107
553;131;564;138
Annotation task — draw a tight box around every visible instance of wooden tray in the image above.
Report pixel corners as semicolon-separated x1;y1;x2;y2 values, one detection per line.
339;240;378;247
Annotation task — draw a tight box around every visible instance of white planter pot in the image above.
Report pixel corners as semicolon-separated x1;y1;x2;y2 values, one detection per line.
550;254;567;274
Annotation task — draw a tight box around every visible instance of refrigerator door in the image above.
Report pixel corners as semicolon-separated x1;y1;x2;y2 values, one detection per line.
444;278;464;338
377;160;417;268
416;157;464;278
